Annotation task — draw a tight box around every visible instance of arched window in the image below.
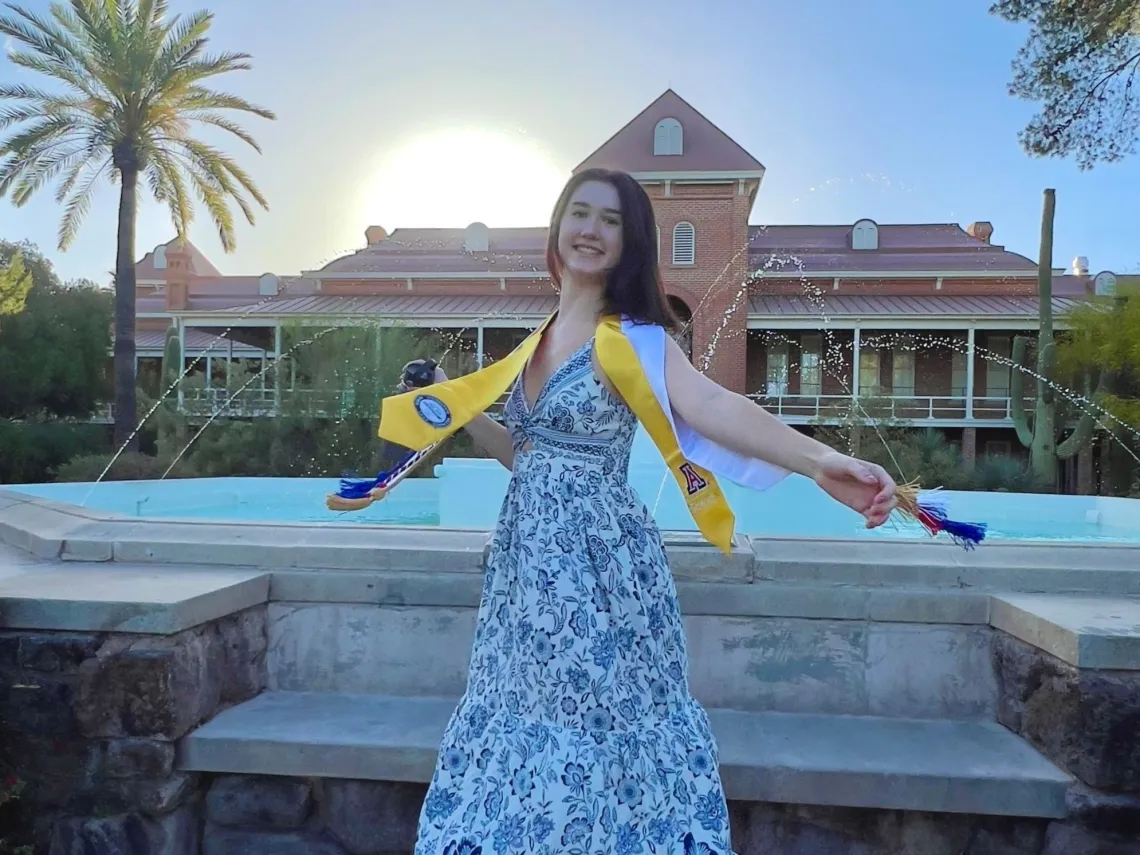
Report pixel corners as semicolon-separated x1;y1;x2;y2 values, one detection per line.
672;222;695;265
852;219;879;250
654;118;683;155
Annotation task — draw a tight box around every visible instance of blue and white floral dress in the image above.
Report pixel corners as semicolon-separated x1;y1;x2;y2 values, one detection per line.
414;341;734;855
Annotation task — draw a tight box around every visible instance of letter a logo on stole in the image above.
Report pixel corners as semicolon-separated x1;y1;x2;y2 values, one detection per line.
678;462;708;495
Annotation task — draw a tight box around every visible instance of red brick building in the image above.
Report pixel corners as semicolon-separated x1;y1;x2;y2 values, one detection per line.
133;90;1126;466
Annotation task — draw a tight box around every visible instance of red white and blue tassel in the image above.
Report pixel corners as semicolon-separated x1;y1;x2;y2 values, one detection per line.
325;442;440;512
897;481;987;550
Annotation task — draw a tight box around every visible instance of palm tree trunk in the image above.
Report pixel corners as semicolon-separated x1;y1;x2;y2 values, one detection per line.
113;166;139;448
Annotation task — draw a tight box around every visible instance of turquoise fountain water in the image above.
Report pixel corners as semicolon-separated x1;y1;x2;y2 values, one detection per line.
11;426;1140;542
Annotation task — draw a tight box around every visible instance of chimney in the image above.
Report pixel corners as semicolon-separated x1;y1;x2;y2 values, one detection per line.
966;222;993;244
364;225;388;245
164;241;192;311
1071;256;1090;276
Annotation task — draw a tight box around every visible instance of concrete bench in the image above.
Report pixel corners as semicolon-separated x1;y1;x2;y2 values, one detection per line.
178;690;1071;819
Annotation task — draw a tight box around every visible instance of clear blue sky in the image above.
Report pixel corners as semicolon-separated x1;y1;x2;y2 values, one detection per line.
0;0;1136;283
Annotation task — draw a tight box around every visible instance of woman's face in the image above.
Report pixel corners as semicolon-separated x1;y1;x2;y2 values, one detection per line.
556;179;623;283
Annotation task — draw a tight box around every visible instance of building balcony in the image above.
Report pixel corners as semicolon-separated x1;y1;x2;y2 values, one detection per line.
167;387;1030;430
753;394;1032;427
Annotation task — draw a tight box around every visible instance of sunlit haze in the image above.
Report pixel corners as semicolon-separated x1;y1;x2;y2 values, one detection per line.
0;0;1136;280
359;128;567;229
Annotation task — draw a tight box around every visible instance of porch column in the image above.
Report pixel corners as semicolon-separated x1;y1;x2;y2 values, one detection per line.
271;324;282;401
851;327;862;398
476;324;485;368
962;427;977;472
204;355;212;390
965;327;976;420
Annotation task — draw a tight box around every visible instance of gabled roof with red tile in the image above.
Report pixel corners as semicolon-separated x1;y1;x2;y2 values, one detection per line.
574;89;765;175
176;291;1078;321
135;276;318;315
749;224;1037;274
749;294;1079;318
317;227;548;276
134;238;222;280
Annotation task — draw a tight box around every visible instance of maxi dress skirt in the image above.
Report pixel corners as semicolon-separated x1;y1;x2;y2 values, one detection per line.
413;342;735;855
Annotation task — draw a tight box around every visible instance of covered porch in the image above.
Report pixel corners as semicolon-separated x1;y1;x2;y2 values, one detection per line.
744;327;1033;427
744;292;1077;428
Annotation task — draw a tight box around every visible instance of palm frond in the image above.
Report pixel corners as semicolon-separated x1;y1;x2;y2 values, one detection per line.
0;0;272;251
180;111;261;151
57;155;111;249
145;144;193;237
175;85;276;121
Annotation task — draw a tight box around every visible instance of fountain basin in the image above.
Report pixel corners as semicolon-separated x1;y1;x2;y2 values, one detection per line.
7;425;1140;543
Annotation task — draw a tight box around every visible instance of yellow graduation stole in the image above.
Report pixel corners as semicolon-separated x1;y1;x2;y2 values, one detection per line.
377;315;736;552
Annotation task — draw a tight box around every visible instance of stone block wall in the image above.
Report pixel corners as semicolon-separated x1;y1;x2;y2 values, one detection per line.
0;606;267;854
201;776;425;855
993;631;1140;853
198;774;1057;855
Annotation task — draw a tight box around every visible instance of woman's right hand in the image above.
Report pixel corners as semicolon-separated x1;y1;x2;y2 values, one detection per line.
433;364;449;383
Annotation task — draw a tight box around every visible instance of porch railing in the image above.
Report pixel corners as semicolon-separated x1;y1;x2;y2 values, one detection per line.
751;394;1030;423
169;390;1027;425
175;387;509;420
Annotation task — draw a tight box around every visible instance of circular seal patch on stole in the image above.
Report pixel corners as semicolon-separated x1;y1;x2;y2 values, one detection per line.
414;394;451;428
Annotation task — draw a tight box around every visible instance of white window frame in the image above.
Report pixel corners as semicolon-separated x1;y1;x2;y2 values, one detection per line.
986;335;1012;398
891;337;915;397
951;350;967;398
767;342;789;397
852;219;879;250
672;221;695;265
653;118;683;155
858;349;881;396
800;334;822;397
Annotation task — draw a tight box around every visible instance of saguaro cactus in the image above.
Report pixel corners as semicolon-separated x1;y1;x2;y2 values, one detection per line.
156;324;185;453
160;324;181;388
1009;189;1102;488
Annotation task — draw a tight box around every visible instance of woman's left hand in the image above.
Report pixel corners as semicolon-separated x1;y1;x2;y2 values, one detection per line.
813;452;897;528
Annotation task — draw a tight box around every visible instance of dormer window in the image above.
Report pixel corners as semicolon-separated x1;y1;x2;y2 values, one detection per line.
852;219;879;250
654;118;683;156
464;222;489;253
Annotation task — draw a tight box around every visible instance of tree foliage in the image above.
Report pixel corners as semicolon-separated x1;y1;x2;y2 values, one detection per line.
1057;295;1140;426
992;0;1140;168
0;250;30;319
0;240;112;419
0;0;274;446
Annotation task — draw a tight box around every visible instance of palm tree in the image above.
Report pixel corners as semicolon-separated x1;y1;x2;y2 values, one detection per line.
0;0;275;447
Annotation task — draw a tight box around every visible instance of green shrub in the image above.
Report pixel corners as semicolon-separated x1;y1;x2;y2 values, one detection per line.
53;451;198;482
0;419;111;484
970;454;1055;493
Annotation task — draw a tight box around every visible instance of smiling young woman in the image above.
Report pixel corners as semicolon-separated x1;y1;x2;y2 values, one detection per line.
408;168;898;855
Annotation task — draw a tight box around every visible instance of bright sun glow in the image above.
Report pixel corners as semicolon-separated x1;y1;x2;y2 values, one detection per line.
363;128;568;230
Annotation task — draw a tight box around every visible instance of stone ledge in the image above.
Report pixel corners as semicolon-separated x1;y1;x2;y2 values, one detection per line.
991;594;1140;670
0;489;119;560
0;564;270;634
751;537;1140;594
178;691;1071;818
267;568;992;624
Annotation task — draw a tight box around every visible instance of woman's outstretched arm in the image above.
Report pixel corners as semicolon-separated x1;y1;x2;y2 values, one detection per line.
432;366;515;470
663;336;897;527
464;412;515;470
